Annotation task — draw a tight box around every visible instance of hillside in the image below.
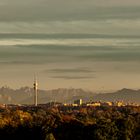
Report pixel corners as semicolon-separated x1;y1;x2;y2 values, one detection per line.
94;88;140;104
0;86;139;104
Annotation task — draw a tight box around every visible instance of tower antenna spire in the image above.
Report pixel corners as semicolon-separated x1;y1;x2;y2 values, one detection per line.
33;74;38;106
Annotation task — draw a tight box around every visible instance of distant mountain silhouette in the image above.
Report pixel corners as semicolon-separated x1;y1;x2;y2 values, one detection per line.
94;88;140;104
0;86;139;104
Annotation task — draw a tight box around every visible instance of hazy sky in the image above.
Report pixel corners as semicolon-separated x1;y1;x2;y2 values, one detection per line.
0;0;140;91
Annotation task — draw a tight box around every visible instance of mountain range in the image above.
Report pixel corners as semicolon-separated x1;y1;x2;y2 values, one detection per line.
0;86;139;104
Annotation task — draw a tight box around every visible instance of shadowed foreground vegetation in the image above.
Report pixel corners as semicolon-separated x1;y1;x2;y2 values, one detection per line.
0;105;140;140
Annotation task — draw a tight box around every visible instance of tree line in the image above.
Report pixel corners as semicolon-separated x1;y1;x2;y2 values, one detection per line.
0;105;139;140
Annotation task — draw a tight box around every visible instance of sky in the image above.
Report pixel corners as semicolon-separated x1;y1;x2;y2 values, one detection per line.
0;0;140;91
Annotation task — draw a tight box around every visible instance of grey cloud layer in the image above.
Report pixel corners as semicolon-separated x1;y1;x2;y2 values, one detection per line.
1;40;140;65
0;0;140;88
47;68;95;73
0;0;140;37
0;1;140;22
50;76;95;80
46;68;95;80
0;19;140;35
0;7;139;22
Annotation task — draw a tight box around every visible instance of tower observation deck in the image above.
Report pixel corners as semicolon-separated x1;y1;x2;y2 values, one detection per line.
33;77;38;106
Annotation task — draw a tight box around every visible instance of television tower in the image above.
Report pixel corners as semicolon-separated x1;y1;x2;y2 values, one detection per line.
33;76;38;106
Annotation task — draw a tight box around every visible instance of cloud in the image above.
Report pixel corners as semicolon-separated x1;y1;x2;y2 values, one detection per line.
46;68;95;74
0;1;140;23
46;67;96;80
0;18;140;35
49;76;95;80
0;61;46;65
1;40;140;65
1;35;140;47
0;33;140;39
79;51;140;62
